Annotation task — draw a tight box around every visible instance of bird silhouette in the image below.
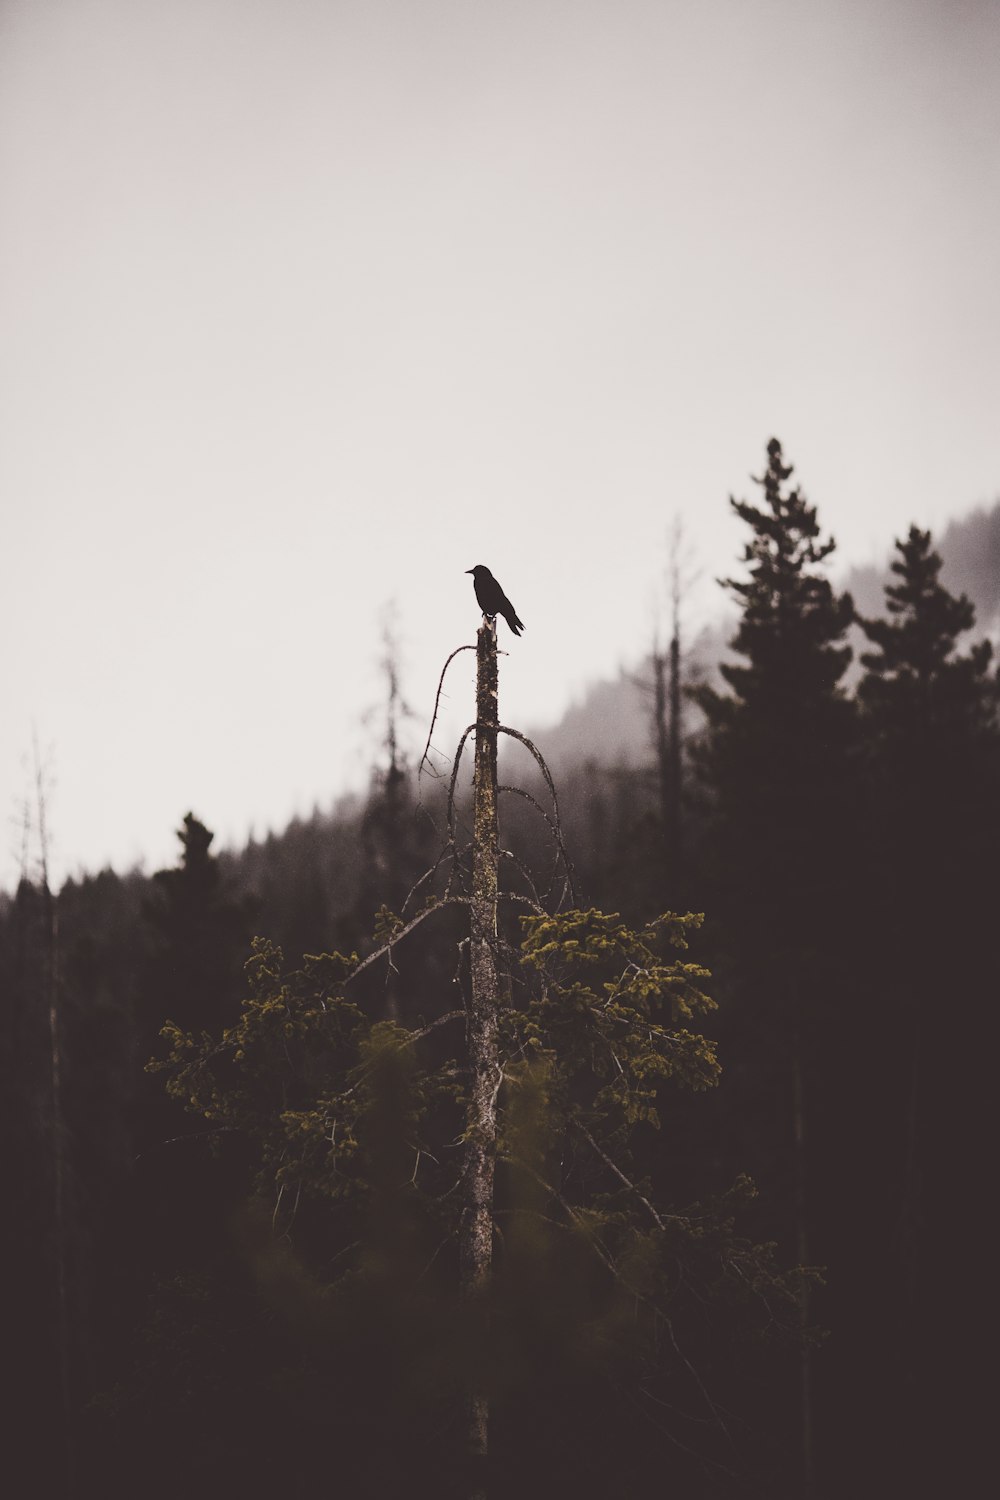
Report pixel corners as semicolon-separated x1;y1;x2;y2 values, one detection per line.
466;565;524;637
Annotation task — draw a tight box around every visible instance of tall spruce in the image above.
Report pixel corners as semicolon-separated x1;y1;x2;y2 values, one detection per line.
695;438;856;1499
858;523;997;741
856;525;999;1490
142;812;250;1038
654;519;691;906
696;438;855;948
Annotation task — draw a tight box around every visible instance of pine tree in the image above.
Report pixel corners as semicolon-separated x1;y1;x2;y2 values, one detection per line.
856;525;999;1489
125;813;255;1315
142;812;251;1038
694;438;857;1497
857;523;998;968
859;524;996;737
696;438;856;957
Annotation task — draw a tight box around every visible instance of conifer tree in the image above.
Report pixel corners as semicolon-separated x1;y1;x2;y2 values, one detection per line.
858;523;998;742
129;813;255;1290
856;524;998;976
856;525;999;1487
142;812;251;1037
695;438;857;976
694;438;856;1497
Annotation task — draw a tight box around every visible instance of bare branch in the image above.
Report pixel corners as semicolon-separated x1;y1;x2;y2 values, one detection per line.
498;783;570;903
400;839;468;916
418;644;477;781
407;1009;466;1046
499;846;544;909
416;1232;456;1284
32;723;55;892
498;781;558;831
446;724;477;837
343;897;469;985
334;1010;467;1104
498;890;548;917
615;1384;743;1481
498;726;578;903
573;1120;688;1232
661;1313;735;1449
326;1239;363;1271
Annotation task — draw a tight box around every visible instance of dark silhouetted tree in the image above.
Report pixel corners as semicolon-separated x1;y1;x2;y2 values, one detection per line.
694;437;856;1497
855;525;999;1489
858;523;997;740
142;812;251;1039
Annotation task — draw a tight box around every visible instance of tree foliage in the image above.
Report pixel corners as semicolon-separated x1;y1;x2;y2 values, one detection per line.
859;522;998;742
140;904;814;1495
694;438;857;955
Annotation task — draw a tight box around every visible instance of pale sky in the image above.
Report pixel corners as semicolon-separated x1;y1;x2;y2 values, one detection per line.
2;0;998;889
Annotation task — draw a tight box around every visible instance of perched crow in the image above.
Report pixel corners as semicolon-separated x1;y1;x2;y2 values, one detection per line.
466;565;524;637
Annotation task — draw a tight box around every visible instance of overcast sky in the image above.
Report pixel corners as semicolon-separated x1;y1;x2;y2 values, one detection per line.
2;0;998;889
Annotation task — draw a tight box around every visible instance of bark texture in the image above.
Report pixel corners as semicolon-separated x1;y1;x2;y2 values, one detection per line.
460;621;501;1480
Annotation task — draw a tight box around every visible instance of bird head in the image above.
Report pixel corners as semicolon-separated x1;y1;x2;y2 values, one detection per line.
466;565;492;579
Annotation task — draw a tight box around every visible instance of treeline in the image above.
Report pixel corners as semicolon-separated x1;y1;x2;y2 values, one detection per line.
2;439;997;1499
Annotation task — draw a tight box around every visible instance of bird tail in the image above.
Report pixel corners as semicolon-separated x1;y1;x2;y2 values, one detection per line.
506;611;525;636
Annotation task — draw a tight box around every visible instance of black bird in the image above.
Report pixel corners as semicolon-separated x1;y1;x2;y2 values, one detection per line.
466;565;524;637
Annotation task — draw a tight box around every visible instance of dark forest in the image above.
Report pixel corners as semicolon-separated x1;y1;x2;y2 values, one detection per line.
4;440;998;1499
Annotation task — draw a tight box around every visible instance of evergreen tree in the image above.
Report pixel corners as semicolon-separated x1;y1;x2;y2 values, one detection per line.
855;525;999;1491
693;438;857;1496
859;523;998;742
142;812;252;1038
693;439;857;1007
111;814;256;1373
1;878;68;1495
696;439;855;938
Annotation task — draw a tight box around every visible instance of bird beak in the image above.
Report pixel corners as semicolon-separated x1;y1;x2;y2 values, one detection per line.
465;569;473;574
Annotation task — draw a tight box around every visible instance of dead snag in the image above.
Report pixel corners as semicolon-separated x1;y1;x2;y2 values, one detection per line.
460;620;501;1481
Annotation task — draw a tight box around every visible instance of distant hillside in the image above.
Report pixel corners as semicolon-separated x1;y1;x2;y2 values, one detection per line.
527;667;652;774
530;500;1000;774
528;621;728;775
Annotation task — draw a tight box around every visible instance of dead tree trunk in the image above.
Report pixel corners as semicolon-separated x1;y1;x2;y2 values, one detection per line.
668;630;682;863
653;519;690;899
653;629;683;892
34;741;74;1495
653;645;671;851
460;620;501;1489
